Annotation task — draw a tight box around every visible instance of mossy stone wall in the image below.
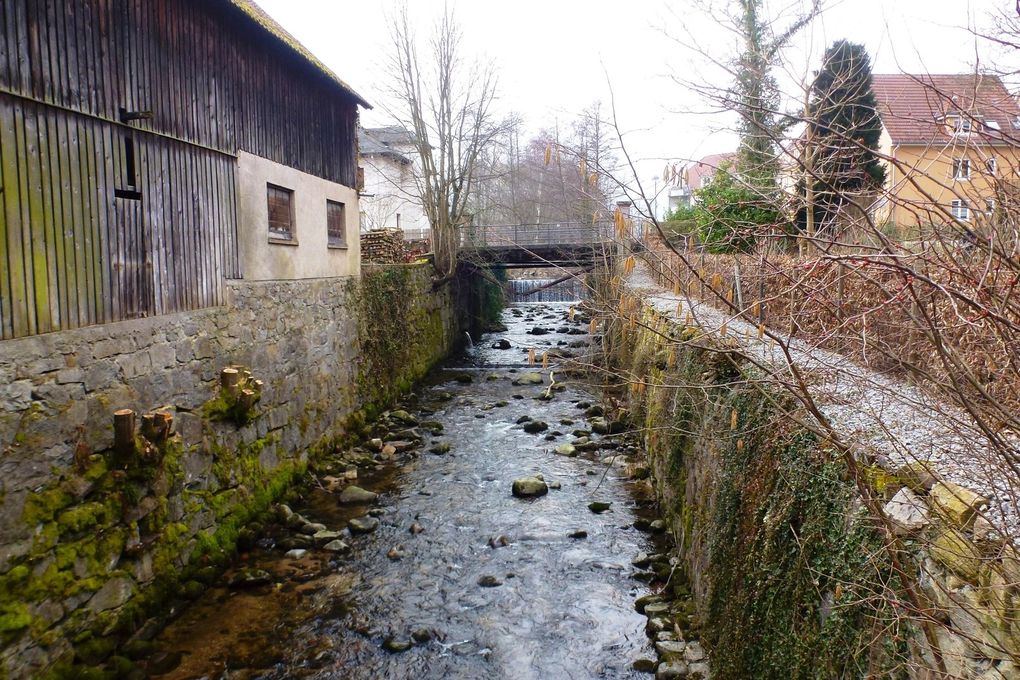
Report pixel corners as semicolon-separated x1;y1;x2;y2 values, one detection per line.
0;263;467;677
609;300;909;679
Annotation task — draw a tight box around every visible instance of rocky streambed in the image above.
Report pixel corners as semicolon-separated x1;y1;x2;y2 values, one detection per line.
123;303;710;679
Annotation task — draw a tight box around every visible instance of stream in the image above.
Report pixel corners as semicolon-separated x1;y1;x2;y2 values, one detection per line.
135;302;679;679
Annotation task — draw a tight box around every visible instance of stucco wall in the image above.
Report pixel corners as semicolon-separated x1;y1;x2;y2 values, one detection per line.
237;151;361;280
881;136;1018;232
359;153;430;234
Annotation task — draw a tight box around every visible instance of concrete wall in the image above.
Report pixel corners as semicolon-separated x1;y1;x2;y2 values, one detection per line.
237;151;361;280
0;264;464;676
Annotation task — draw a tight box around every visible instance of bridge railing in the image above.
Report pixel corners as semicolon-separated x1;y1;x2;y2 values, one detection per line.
459;222;613;249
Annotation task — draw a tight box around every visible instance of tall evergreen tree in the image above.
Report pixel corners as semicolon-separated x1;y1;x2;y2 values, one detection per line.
802;40;885;233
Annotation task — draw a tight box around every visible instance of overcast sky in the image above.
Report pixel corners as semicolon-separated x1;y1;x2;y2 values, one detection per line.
258;0;1008;194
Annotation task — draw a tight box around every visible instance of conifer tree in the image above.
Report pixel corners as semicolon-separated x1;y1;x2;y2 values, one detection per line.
802;40;885;233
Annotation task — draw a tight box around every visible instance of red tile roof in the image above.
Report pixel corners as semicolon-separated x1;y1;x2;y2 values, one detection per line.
686;152;737;190
871;74;1020;146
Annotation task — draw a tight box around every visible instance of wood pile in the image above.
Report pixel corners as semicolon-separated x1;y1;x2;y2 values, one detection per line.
360;228;406;263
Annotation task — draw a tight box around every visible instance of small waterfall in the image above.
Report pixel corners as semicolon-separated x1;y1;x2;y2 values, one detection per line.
464;331;474;349
509;277;585;302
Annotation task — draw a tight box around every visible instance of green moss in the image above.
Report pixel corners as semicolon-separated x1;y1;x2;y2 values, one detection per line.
23;487;74;526
0;602;31;633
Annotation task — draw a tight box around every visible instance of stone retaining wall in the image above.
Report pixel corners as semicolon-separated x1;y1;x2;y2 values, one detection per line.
607;277;1020;679
0;264;465;676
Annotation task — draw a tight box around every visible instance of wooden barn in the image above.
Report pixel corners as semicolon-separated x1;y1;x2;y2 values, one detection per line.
0;0;369;340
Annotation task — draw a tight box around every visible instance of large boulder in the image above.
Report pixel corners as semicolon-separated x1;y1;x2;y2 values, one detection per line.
512;476;549;498
338;485;378;505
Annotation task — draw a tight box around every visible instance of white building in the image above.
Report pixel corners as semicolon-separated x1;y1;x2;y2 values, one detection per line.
358;126;430;238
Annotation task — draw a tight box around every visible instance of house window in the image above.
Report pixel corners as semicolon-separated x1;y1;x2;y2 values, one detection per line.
951;200;969;221
986;198;996;215
952;159;971;180
986;158;997;175
326;199;346;248
267;184;295;242
948;116;971;134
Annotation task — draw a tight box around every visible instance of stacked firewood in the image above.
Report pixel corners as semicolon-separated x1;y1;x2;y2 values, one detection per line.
360;229;406;263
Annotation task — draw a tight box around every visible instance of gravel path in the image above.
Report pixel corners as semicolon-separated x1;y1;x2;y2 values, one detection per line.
625;262;1020;539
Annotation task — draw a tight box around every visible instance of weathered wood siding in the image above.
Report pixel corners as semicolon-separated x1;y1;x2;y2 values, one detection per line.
0;0;360;339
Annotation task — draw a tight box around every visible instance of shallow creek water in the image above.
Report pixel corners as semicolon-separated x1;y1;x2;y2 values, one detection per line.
141;303;669;679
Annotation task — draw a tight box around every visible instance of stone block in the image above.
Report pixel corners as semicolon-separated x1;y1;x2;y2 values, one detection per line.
55;368;84;385
116;351;152;380
896;460;940;493
83;361;119;393
932;528;984;583
86;576;135;612
0;380;33;412
92;336;135;360
931;481;988;529
149;343;177;370
884;487;930;536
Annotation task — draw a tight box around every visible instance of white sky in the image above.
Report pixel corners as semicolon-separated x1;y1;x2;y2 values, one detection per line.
257;0;1010;194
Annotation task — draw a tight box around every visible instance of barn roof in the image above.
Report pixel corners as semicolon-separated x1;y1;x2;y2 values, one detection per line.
228;0;371;109
358;128;413;164
871;73;1018;146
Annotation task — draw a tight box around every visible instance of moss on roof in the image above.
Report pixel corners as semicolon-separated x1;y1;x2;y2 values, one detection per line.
228;0;371;109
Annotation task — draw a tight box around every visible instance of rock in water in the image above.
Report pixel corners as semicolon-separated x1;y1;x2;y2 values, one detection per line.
227;568;272;589
555;443;577;456
568;530;588;539
511;372;544;386
588;501;612;514
348;517;380;534
512;477;549;498
491;339;512;349
656;661;689;679
322;539;349;552
522;420;549;434
389;409;418;425
477;575;502;587
338;485;378;505
633;658;657;673
383;637;412;653
429;442;451;455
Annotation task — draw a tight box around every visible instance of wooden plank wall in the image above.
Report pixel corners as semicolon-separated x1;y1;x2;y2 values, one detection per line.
0;0;359;186
0;0;357;339
0;93;238;338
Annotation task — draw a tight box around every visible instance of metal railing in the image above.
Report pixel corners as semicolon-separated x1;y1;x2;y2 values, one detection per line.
459;222;613;249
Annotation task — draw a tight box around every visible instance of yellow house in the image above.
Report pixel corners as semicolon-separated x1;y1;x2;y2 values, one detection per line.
871;73;1020;234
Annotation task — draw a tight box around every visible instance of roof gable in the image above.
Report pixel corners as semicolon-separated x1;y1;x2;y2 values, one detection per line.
871;73;1019;145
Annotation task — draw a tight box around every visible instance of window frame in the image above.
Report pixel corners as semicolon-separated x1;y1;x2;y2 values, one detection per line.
267;183;297;244
986;157;997;175
952;159;971;180
986;198;996;215
326;199;347;249
951;199;970;221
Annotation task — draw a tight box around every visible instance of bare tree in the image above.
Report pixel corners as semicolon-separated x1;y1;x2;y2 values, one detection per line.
387;4;501;282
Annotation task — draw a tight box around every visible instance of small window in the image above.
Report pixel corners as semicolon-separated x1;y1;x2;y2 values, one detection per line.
951;200;970;221
267;184;295;242
986;158;997;175
326;199;346;248
986;198;996;215
952;159;971;180
948;116;971;134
